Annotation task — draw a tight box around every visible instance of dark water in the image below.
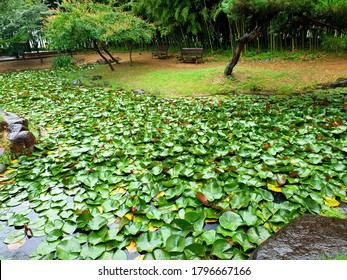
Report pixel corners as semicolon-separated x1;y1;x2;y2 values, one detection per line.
0;221;45;260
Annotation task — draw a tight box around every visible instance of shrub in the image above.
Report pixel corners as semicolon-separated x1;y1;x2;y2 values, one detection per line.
321;36;347;53
52;55;75;69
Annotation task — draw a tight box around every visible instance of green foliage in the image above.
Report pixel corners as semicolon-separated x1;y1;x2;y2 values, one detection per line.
52;55;75;69
222;0;347;54
0;70;347;260
0;0;50;55
321;36;347;53
44;0;155;52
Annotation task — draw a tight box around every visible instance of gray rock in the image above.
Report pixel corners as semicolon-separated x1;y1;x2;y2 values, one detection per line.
0;109;28;127
72;79;83;86
0;147;5;156
10;131;36;154
132;89;145;94
250;214;347;260
96;59;108;64
92;75;102;81
0;163;6;174
0;120;7;132
330;79;347;88
315;84;329;90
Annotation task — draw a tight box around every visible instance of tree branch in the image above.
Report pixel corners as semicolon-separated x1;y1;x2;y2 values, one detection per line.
301;13;346;35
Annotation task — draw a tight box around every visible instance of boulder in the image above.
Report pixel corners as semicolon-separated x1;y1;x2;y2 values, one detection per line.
10;131;36;154
0;109;29;127
92;75;102;81
132;89;146;94
8;124;29;140
72;79;83;86
0;163;6;174
0;109;37;156
250;214;347;260
0;120;7;132
330;78;347;88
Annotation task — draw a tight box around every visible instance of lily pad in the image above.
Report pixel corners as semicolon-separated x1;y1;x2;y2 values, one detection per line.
56;239;82;260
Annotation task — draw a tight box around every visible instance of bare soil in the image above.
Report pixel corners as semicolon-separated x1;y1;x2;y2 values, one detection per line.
0;51;346;85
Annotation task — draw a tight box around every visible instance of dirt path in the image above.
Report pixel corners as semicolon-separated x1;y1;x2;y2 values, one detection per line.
1;51;346;85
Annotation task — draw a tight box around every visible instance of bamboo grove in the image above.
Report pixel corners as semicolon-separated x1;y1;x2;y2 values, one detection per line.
1;0;347;55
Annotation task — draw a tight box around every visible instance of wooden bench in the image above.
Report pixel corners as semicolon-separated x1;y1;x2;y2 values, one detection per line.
23;51;59;60
179;48;204;63
152;45;169;59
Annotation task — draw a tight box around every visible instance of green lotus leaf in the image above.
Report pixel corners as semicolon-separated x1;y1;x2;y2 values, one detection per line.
80;244;106;260
165;234;185;253
88;226;109;245
56;239;82;260
239;207;259;226
33;241;59;256
76;210;94;228
46;228;63;242
247;226;272;245
200;230;218;245
201;181;223;202
184;243;205;259
144;249;171;260
151;165;163;175
3;230;26;244
219;211;243;231
44;219;64;234
112;250;128;260
88;216;108;230
136;231;163;252
211;239;234;259
232;231;256;251
62;220;78;234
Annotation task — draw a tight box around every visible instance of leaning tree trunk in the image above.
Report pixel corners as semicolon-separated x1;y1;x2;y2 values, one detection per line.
93;40;114;71
224;26;264;76
101;43;120;64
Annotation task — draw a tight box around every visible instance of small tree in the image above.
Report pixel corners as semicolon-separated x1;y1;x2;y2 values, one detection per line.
0;0;50;59
43;0;155;71
222;0;347;76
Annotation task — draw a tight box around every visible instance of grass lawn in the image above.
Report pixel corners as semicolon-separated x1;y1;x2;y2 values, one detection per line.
58;51;347;97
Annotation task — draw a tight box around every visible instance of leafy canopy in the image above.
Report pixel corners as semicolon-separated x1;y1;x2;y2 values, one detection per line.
43;0;155;52
0;0;50;54
222;0;347;33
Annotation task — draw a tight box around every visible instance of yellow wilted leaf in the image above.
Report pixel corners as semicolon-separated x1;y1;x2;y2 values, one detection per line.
47;151;56;155
110;187;126;195
265;223;272;231
267;183;282;193
10;159;18;164
126;241;137;253
134;255;144;260
198;183;203;188
97;206;104;213
229;133;233;138
7;239;26;251
125;213;134;221
148;223;158;231
153;191;165;200
205;219;218;223
0;178;15;185
323;196;340;207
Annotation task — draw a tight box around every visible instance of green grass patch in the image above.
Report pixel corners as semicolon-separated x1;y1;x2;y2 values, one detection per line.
62;62;311;97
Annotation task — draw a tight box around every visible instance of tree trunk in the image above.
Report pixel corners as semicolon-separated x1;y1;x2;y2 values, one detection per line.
129;43;133;67
33;40;43;64
101;43;120;64
224;26;264;76
93;40;114;71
